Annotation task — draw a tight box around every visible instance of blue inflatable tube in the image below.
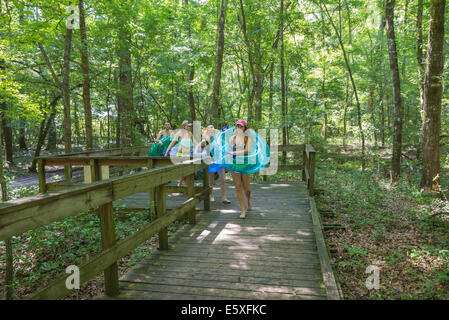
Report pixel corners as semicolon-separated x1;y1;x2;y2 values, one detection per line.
210;126;270;174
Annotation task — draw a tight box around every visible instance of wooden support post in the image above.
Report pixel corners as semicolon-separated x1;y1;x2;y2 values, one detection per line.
302;150;307;182
37;159;47;193
64;162;72;181
203;167;210;211
99;202;119;296
157;184;168;250
84;160;99;183
186;174;196;224
100;165;110;180
309;151;316;196
147;160;156;219
83;165;91;183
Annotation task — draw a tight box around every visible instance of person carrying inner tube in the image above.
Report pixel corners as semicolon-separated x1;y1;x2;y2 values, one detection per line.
226;119;253;219
165;120;198;186
195;125;230;204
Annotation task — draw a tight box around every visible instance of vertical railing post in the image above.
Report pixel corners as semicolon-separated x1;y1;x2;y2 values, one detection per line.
95;158;119;296
147;159;157;220
37;159;47;193
99;202;119;296
302;147;307;182
157;184;169;250
203;166;210;211
308;149;316;196
187;173;196;224
100;165;110;180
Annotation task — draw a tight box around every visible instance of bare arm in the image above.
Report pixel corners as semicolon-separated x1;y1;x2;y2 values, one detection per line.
164;132;179;156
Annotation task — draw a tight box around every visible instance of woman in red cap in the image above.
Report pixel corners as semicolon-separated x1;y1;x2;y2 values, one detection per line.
226;119;253;218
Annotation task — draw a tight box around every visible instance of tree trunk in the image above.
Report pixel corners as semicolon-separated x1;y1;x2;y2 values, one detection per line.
420;0;446;190
385;0;403;181
280;0;287;164
0;101;13;164
46;116;57;151
0;112;13;300
30;97;58;172
211;0;228;127
343;75;349;148
377;4;386;147
0;57;13;163
79;0;93;150
184;0;197;121
117;12;135;147
62;22;73;177
320;4;327;141
321;0;365;167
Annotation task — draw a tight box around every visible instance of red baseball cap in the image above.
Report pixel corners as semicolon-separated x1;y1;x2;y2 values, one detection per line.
236;119;247;127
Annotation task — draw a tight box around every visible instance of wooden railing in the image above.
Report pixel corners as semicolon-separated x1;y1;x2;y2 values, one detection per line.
0;160;210;299
1;143;317;299
276;144;316;196
37;143;317;196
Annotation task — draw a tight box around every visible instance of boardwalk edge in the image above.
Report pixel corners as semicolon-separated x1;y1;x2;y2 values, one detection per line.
309;196;343;300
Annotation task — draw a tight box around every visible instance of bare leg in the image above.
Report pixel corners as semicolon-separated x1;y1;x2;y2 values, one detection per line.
218;169;230;203
241;174;251;210
208;170;215;201
178;176;185;187
231;172;245;218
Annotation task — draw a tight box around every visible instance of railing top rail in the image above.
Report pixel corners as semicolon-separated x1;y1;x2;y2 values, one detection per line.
41;145;151;158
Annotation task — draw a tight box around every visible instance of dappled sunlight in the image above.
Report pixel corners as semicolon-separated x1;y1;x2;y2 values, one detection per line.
195;230;211;242
258;234;296;242
296;230;313;236
218;209;240;214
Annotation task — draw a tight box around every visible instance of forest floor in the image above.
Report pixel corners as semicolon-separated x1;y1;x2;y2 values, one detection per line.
312;143;449;299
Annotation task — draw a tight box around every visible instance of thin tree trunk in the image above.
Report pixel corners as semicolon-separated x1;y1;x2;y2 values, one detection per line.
184;0;196;121
0;101;13;163
114;68;121;148
385;0;403;181
0;115;13;300
79;0;93;150
343;75;349;148
18;120;27;150
377;4;386;147
238;0;256;125
30;97;58;172
320;0;365;168
280;0;287;164
62;20;73;177
321;4;327;141
211;0;228;127
117;12;134;147
0;57;13;163
420;0;446;190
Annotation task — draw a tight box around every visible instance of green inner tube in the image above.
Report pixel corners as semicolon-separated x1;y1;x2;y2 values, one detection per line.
148;136;177;156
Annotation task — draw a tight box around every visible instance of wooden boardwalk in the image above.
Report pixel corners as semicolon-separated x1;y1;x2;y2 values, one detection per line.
101;181;337;300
